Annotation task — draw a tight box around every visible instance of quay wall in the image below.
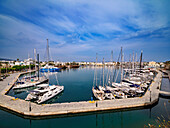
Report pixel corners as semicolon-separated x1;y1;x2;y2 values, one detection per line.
0;70;162;117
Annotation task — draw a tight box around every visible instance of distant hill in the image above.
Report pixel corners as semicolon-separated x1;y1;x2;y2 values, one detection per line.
0;58;15;61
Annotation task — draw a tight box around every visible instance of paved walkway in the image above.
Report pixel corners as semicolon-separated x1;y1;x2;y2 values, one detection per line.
0;73;20;95
0;70;162;117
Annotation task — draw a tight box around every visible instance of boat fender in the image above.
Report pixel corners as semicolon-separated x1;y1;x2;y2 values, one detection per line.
89;100;95;103
12;98;18;100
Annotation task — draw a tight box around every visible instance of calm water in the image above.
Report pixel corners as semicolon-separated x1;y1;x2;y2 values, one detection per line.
1;67;170;128
8;66;122;103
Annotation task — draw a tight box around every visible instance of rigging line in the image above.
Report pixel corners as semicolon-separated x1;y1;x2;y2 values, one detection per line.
110;51;114;86
105;66;110;86
114;68;120;83
110;66;113;86
113;49;121;82
95;53;98;87
99;72;102;86
93;67;96;87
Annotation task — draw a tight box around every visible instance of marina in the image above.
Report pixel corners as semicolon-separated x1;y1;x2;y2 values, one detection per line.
0;1;170;127
0;66;169;128
0;66;164;117
0;44;169;128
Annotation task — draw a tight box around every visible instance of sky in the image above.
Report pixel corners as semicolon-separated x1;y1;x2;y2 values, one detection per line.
0;0;170;62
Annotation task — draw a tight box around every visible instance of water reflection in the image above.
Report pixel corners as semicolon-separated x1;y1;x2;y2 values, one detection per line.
29;119;32;128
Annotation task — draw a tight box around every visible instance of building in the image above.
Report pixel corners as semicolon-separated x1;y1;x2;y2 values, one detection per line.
148;61;160;68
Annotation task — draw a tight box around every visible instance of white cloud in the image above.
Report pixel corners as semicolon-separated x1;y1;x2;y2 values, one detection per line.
0;0;169;61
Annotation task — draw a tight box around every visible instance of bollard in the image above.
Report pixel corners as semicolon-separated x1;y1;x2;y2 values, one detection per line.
96;101;98;107
29;101;31;112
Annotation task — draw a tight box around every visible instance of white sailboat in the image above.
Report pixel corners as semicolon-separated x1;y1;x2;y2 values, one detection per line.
25;39;64;104
99;58;115;100
92;53;105;100
13;51;48;90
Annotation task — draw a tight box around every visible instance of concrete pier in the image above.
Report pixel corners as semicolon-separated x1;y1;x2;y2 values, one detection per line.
0;70;163;117
160;69;170;80
159;91;170;97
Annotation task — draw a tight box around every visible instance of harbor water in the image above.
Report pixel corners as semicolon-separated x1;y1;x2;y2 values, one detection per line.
8;66;121;103
1;67;170;128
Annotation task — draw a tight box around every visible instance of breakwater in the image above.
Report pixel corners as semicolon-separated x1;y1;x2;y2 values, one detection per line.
0;70;162;118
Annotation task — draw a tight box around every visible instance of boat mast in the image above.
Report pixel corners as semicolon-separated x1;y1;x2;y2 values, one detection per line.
28;53;31;71
37;54;39;80
132;52;134;73
46;39;49;63
123;52;126;78
103;58;104;87
47;39;50;84
34;48;36;71
96;53;98;87
140;50;143;72
111;50;113;63
135;52;137;73
129;54;131;69
121;47;123;83
110;50;113;86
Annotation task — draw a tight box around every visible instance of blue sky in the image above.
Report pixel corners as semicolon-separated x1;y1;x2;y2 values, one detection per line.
0;0;170;62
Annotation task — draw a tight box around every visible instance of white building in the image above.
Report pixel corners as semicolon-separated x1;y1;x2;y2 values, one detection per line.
148;61;160;68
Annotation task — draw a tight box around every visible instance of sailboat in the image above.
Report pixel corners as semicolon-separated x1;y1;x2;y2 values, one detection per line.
13;52;48;90
25;39;64;104
40;39;61;72
109;47;127;99
92;53;105;100
98;58;115;100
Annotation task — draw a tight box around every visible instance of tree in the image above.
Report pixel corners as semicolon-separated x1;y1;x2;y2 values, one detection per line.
0;62;2;77
5;62;8;76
